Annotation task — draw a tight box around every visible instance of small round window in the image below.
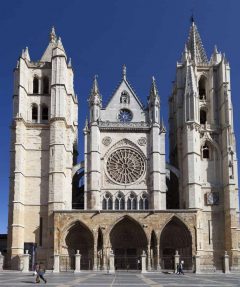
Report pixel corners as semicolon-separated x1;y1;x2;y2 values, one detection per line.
118;109;133;122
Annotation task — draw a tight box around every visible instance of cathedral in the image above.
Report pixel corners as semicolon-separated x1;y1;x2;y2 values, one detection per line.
7;20;240;272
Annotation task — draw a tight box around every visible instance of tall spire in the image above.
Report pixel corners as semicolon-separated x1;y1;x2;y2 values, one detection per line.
186;20;208;64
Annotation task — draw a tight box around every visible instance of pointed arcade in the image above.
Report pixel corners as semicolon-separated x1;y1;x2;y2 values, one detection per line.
186;20;208;64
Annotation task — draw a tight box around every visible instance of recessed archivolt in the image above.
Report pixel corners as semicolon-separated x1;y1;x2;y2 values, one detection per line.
106;215;148;246
197;72;208;82
159;214;193;236
103;138;146;160
60;219;94;252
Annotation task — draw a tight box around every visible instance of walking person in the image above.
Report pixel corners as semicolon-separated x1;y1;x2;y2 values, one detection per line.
178;261;184;275
35;262;47;283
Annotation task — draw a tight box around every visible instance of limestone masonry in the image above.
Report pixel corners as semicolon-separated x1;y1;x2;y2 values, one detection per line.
7;22;240;272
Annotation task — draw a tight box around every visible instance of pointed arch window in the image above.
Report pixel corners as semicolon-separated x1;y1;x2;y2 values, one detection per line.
120;90;130;104
102;193;113;210
43;76;49;94
33;76;39;94
115;193;125;210
200;109;207;124
32;104;38;122
41;105;48;121
127;193;137;210
199;77;206;100
139;193;149;210
202;143;210;159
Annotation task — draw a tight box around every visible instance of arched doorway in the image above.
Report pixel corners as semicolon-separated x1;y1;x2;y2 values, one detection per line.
110;217;147;270
65;222;94;270
160;217;192;270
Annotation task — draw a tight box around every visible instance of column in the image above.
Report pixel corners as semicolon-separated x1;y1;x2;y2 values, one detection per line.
102;247;107;271
174;250;180;273
156;246;161;271
0;252;4;271
93;231;98;271
109;250;115;274
147;245;151;271
141;251;147;273
53;254;60;273
224;251;230;274
74;250;81;273
194;252;201;274
21;250;30;273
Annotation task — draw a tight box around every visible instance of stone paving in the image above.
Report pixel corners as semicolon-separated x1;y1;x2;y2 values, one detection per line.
0;271;240;287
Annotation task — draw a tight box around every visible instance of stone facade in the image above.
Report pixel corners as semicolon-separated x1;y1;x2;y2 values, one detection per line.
7;22;240;272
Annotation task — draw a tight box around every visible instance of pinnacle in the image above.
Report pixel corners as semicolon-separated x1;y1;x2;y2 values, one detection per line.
89;75;102;107
148;76;160;108
50;26;57;43
150;76;158;97
68;57;72;67
91;75;100;95
122;64;127;80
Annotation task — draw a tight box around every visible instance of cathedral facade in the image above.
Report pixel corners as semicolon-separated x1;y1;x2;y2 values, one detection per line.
7;22;240;272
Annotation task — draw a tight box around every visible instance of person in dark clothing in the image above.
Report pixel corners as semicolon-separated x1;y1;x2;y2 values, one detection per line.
35;263;47;283
178;261;184;275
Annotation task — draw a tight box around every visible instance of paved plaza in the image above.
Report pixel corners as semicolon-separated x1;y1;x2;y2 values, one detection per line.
0;271;240;287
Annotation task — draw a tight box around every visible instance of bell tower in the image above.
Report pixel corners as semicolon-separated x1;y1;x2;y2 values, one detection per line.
169;19;239;268
7;27;78;269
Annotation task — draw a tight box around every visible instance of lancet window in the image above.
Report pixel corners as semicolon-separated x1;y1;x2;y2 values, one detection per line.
102;193;113;210
115;192;125;210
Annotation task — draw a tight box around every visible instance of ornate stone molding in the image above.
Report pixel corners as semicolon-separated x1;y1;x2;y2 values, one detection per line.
99;121;150;131
137;137;147;146
102;136;112;146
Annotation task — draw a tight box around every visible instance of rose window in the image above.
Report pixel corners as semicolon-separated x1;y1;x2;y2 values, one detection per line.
106;148;145;184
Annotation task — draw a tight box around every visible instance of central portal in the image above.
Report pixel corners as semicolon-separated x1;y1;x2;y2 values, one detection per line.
110;217;147;270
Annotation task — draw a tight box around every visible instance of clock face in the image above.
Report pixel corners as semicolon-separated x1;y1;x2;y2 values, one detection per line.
118;109;133;122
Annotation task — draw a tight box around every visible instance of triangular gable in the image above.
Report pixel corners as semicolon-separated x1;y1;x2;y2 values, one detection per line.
105;78;144;109
100;78;146;122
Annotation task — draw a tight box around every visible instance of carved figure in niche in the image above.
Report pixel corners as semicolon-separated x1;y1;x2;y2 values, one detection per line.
120;90;130;104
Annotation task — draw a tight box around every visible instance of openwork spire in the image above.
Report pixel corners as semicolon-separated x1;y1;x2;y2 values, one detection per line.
186;21;208;64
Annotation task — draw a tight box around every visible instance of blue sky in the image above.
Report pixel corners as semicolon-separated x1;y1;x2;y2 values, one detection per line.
0;0;240;233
